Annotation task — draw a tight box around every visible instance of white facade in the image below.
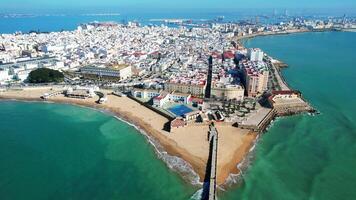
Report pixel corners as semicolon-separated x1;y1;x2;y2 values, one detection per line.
153;94;170;107
169;93;191;104
248;48;264;62
119;66;132;80
0;69;11;83
15;70;30;81
131;89;160;99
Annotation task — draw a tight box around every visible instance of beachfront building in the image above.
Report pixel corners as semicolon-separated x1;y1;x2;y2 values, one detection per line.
268;90;311;115
131;88;192;107
170;118;186;130
65;86;97;99
152;92;192;108
80;65;132;81
169;92;191;104
131;88;160;99
247;48;264;62
66;89;93;99
153;92;170;107
240;60;269;97
183;110;201;122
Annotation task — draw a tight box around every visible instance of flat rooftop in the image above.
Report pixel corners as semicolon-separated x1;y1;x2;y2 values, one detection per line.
107;64;130;70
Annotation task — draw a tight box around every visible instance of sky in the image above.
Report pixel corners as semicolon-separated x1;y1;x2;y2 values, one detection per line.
0;0;355;13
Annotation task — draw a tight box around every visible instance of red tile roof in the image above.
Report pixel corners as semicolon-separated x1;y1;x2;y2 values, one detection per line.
223;51;235;59
171;118;186;128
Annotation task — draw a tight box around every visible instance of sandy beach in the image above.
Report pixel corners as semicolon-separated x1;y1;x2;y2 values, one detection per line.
0;87;258;185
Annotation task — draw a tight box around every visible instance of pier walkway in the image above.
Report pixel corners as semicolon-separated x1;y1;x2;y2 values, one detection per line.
207;123;218;200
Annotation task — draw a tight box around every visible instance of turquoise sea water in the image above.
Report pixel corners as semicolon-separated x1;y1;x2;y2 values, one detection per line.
0;10;328;34
221;31;356;199
0;102;196;199
0;31;355;200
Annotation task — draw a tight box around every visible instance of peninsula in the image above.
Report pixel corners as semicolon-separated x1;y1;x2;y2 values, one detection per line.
1;17;341;187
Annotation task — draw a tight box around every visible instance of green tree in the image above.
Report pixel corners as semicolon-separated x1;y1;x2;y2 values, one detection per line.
28;68;64;83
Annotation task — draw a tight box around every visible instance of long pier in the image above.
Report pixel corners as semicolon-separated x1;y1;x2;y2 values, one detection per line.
207;123;218;200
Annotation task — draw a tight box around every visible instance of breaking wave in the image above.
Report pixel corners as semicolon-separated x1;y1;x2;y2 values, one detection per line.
222;134;261;188
112;115;202;186
189;188;203;200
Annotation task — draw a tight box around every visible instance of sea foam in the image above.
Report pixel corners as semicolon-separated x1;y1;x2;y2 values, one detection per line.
112;115;202;186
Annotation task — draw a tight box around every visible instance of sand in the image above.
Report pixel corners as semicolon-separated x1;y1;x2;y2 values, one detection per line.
0;87;258;185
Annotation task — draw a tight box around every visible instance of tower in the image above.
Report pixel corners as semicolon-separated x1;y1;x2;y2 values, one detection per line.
284;9;289;17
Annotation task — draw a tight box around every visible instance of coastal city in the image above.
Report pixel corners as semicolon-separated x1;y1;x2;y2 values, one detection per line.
0;17;331;129
0;13;355;200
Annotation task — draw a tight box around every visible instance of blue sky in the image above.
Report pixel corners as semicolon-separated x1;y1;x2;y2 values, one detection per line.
1;0;355;12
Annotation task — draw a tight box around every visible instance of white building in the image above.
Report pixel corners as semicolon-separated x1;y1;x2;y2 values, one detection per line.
0;69;11;84
169;92;191;104
15;70;30;82
153;92;170;107
80;65;132;80
131;88;160;99
248;48;264;62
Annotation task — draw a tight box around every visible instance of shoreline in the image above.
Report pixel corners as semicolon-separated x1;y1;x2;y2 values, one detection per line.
234;28;346;41
0;95;205;183
0;95;205;185
234;28;311;41
0;90;258;186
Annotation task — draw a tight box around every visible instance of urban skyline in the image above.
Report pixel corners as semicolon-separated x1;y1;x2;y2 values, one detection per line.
1;0;356;13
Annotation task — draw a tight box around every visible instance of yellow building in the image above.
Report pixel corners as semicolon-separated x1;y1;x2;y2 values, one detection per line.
164;82;206;97
211;85;245;101
80;64;132;80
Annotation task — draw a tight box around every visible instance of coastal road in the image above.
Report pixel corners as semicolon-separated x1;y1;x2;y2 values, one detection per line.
268;58;290;91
